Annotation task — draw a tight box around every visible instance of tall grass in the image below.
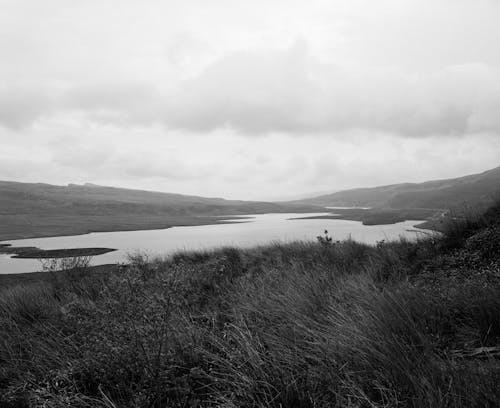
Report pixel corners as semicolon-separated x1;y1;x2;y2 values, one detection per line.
1;203;500;407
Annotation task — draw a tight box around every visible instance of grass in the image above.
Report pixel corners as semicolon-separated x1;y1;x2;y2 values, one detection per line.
1;203;500;407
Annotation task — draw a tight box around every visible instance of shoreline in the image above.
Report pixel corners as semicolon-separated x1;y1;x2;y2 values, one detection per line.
0;215;257;243
0;208;442;243
0;209;442;276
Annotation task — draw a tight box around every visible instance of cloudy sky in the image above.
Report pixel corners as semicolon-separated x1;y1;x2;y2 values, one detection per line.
1;0;500;200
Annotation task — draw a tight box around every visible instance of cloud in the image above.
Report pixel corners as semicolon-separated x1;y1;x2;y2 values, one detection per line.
1;0;500;139
1;0;500;201
63;81;163;126
120;149;215;181
164;32;210;67
162;46;500;136
2;41;499;138
163;40;314;134
50;136;217;182
51;142;113;170
0;85;55;129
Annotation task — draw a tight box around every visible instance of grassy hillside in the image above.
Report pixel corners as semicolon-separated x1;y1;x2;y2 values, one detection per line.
1;203;500;407
0;181;317;240
293;165;500;210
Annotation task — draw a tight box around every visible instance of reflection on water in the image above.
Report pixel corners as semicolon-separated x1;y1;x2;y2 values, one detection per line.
0;213;425;274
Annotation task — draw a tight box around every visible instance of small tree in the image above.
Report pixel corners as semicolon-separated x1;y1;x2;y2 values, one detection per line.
39;256;92;274
38;256;94;299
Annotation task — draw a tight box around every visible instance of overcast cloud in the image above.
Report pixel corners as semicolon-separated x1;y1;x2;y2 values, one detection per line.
1;0;499;199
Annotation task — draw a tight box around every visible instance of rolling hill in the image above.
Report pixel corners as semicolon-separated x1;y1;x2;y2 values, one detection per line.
293;166;500;210
0;181;316;240
2;166;499;241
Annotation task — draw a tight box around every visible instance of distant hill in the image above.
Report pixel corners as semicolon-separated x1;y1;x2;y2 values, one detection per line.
292;166;500;210
0;181;316;240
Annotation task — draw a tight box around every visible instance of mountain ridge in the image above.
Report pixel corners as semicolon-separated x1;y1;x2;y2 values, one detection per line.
291;165;500;209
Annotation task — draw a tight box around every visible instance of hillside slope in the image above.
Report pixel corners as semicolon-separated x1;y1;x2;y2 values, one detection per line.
0;181;316;240
293;165;500;209
1;202;499;407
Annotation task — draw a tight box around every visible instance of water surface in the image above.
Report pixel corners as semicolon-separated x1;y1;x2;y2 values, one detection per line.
0;213;424;274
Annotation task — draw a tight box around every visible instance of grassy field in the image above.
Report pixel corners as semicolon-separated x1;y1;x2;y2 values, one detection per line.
1;203;499;407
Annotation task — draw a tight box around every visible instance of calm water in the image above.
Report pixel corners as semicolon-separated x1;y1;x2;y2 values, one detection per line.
0;213;425;274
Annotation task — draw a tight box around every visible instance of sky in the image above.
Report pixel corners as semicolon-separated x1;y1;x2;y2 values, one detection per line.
1;0;500;200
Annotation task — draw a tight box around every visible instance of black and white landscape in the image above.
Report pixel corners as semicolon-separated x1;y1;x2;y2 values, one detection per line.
1;1;500;407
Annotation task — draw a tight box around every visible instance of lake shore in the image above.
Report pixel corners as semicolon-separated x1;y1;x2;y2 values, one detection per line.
1;208;440;243
0;214;425;275
0;213;294;242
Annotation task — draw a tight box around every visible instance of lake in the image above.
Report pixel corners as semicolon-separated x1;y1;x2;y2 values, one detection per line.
0;213;425;274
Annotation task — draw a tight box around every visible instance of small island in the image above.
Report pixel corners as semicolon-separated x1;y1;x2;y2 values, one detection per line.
289;207;442;228
0;244;116;259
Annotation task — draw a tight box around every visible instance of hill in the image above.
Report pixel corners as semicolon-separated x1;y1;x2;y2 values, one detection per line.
1;202;500;407
0;181;316;240
293;165;500;210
